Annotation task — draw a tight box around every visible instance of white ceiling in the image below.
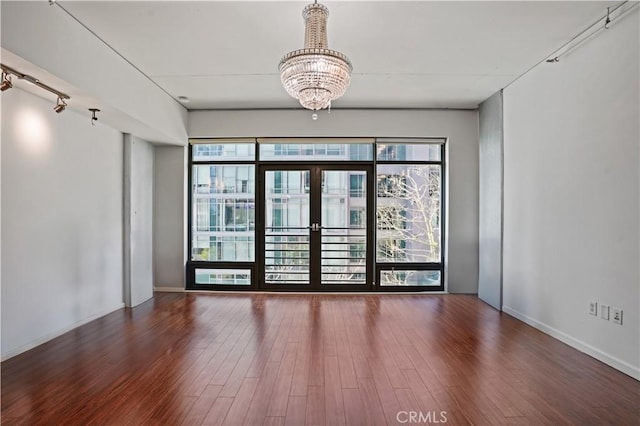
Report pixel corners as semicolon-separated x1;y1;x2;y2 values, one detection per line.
59;1;615;110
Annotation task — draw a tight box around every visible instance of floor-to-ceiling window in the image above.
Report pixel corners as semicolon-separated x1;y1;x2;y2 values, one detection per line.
187;138;444;291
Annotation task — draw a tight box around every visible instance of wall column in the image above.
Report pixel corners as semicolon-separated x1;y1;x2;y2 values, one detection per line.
478;90;503;310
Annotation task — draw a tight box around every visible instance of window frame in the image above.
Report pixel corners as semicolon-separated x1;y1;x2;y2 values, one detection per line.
187;143;258;290
187;139;445;292
374;142;445;291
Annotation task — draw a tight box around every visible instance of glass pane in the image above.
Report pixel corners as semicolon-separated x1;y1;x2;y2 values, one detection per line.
192;165;255;195
192;236;255;262
260;144;372;161
376;143;441;162
192;143;255;161
265;170;310;285
195;268;251;286
191;165;255;261
380;270;441;286
376;165;441;262
321;170;367;285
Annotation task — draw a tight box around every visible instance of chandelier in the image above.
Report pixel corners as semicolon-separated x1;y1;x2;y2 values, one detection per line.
279;1;352;111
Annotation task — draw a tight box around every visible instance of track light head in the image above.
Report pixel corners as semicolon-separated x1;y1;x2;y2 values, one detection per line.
53;97;67;113
89;108;100;125
0;72;12;91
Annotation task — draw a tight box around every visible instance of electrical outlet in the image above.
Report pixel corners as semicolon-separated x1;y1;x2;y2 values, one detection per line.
612;307;623;325
600;304;610;320
589;301;597;316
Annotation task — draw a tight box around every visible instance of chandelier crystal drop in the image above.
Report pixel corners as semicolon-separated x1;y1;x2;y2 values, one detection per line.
279;1;352;111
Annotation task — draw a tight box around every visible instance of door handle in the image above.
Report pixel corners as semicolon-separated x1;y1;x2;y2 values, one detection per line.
310;223;321;232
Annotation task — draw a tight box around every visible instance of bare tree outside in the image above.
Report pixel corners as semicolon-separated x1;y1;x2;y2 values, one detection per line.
377;165;441;262
376;164;441;285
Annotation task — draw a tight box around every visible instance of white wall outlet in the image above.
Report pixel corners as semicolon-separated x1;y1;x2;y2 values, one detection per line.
589;301;597;316
612;307;623;325
600;304;610;320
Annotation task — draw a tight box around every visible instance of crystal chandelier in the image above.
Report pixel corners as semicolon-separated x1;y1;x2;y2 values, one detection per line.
279;1;352;111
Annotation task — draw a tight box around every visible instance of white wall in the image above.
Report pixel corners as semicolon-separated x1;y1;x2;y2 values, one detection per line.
189;109;479;293
1;88;124;360
123;134;154;306
153;146;187;290
503;12;639;379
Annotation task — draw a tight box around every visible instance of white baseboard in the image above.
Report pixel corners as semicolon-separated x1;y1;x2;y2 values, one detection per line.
502;305;640;381
154;286;185;293
1;303;125;362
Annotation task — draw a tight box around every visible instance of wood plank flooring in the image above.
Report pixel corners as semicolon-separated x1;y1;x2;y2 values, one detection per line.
2;293;639;425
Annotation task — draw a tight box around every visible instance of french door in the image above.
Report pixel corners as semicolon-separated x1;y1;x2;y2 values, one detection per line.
258;164;374;291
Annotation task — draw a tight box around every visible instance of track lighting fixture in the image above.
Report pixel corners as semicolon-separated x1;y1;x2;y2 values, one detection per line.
1;63;70;113
1;72;12;91
53;97;67;113
545;2;638;64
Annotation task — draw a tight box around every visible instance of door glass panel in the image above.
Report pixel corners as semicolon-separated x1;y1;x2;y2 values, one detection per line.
321;170;367;285
265;170;310;285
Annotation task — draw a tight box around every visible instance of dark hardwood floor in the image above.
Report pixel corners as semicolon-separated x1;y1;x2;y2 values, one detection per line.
1;293;639;425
